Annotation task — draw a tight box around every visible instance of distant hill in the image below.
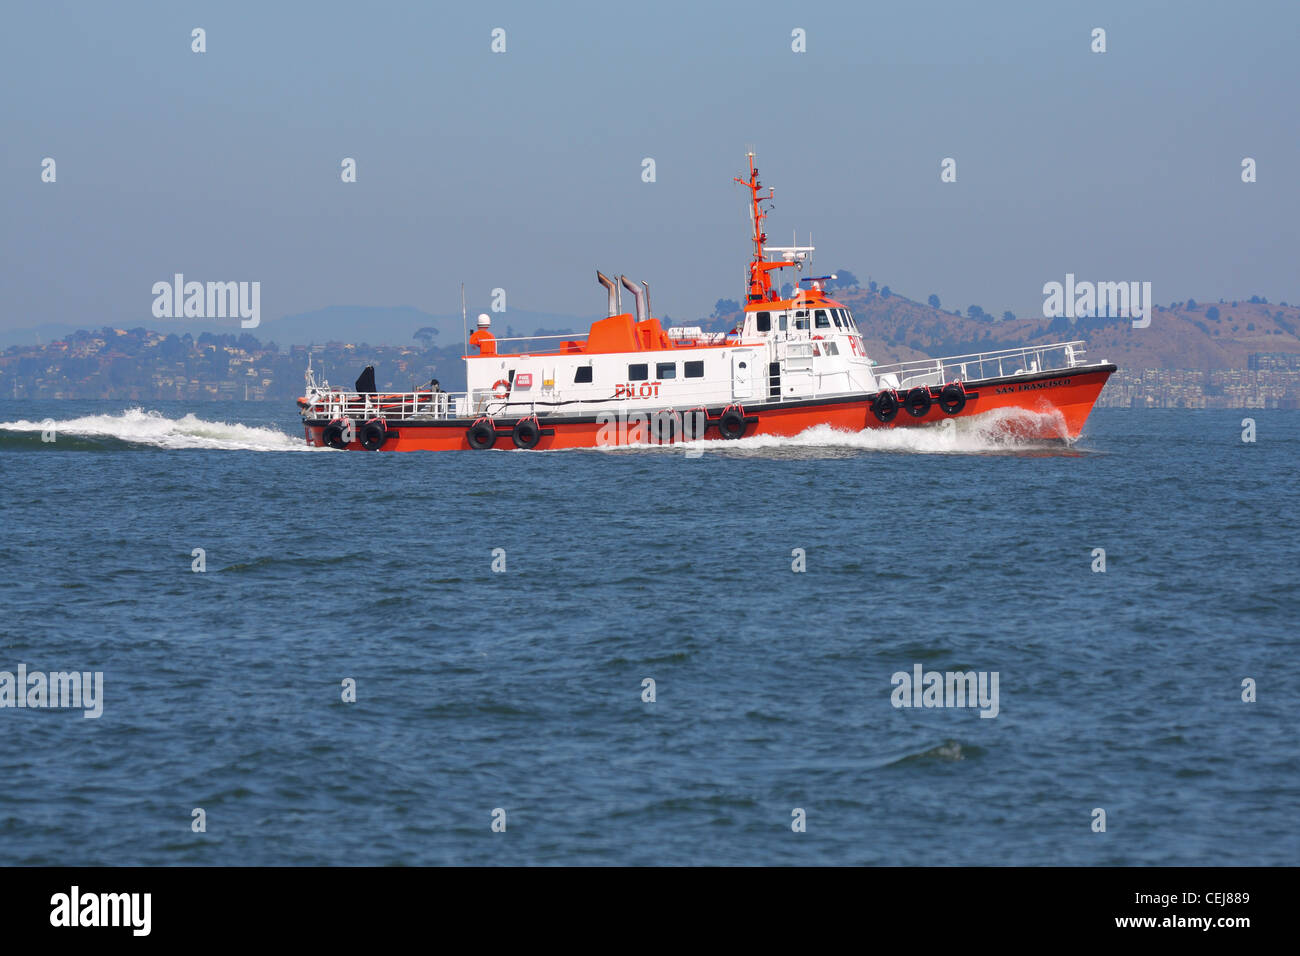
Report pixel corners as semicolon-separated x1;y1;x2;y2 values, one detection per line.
262;305;594;347
0;305;596;349
706;288;1300;369
1042;300;1300;369
7;285;1299;370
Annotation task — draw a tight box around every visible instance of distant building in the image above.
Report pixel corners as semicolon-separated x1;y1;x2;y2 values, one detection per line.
1248;352;1300;371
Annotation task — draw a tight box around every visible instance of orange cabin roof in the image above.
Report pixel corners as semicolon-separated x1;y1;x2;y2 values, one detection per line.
581;314;674;353
475;313;684;359
744;289;845;311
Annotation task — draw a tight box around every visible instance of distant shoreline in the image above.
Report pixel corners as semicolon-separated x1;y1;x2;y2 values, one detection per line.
4;312;1300;409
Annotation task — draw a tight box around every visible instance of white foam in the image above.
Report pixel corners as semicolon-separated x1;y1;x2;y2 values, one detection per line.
600;406;1072;455
0;408;311;452
1;406;1072;455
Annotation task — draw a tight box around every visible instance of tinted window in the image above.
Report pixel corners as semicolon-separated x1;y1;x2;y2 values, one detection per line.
628;364;648;381
755;312;771;332
825;341;839;355
684;360;704;378
815;310;831;329
778;313;788;331
575;366;592;383
832;310;845;329
793;311;809;330
657;362;676;379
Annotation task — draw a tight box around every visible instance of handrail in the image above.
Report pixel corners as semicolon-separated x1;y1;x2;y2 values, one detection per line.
871;340;1090;384
490;333;585;343
871;340;1086;372
483;330;735;355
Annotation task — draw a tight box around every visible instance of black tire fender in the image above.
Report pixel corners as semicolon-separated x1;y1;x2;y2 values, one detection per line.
359;418;388;450
681;408;708;441
871;390;899;423
939;383;968;415
904;386;932;418
467;418;497;450
511;417;542;450
651;410;681;444
323;419;349;449
717;408;746;440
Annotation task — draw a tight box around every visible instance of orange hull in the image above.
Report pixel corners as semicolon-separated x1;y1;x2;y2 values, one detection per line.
303;366;1113;451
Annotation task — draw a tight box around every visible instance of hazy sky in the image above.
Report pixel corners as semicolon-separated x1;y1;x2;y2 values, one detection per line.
3;0;1298;336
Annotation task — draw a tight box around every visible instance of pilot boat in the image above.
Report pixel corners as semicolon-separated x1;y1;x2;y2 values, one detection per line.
298;153;1115;451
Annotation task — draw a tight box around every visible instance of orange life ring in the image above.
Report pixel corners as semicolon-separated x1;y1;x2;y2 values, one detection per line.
492;379;510;399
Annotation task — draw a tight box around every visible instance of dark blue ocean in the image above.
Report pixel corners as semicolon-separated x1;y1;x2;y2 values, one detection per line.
0;402;1296;866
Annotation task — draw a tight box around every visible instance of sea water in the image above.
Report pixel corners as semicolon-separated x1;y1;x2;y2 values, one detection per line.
0;402;1296;865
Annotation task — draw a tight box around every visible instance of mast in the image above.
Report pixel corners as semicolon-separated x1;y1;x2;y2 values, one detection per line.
737;152;768;271
734;151;808;303
734;152;772;302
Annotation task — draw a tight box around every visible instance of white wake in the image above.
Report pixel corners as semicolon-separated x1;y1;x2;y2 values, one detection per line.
0;408;310;451
1;406;1074;455
600;406;1073;456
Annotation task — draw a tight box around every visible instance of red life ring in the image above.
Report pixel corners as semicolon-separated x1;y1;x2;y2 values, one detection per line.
492;379;510;399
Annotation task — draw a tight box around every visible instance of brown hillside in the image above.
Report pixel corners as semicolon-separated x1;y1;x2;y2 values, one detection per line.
704;289;1300;369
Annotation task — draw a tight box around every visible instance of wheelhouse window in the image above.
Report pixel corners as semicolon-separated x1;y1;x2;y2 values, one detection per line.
832;310;845;329
778;312;788;331
628;363;648;381
684;360;704;378
574;366;593;383
793;310;809;330
815;309;831;329
657;362;676;379
755;312;771;333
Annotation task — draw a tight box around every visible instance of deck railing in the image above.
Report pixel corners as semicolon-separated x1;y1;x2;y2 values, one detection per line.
303;388;468;423
870;341;1091;388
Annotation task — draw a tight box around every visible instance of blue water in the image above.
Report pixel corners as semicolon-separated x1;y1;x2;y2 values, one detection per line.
0;401;1296;865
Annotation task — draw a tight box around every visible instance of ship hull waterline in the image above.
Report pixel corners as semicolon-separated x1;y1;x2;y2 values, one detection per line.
302;365;1115;452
